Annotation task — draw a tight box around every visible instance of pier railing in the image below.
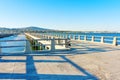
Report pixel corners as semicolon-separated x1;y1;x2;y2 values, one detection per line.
30;38;70;51
39;33;120;46
0;38;70;54
71;35;120;46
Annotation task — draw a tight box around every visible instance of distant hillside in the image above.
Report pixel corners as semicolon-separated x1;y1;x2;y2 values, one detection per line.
0;26;52;31
0;26;54;34
23;26;51;31
0;27;10;30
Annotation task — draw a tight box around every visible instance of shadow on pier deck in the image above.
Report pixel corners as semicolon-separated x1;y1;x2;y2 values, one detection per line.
0;53;98;80
1;41;120;80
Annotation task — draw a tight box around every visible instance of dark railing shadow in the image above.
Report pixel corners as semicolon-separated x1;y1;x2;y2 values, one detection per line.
0;54;99;80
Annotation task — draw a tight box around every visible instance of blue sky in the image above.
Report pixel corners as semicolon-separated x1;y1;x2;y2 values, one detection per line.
0;0;120;31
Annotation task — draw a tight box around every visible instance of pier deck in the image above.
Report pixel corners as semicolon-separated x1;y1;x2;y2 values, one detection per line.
0;40;120;80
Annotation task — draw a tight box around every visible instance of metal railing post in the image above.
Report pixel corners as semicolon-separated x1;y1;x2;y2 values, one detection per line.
51;38;55;51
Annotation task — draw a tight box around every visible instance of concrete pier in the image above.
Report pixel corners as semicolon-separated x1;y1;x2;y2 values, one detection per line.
0;39;120;79
0;32;120;80
25;33;70;51
45;33;120;46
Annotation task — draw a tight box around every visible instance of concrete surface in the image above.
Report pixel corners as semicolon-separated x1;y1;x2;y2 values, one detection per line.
0;40;120;80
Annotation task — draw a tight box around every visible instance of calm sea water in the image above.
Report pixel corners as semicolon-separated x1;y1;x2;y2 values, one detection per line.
57;32;120;45
0;35;26;53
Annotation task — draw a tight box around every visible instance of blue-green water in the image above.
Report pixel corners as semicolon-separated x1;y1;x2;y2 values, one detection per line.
0;35;26;53
53;32;120;45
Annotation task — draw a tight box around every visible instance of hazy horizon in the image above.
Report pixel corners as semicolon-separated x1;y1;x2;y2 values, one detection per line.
0;26;120;32
0;0;120;31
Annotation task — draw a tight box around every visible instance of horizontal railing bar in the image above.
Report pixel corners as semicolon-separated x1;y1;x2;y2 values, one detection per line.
0;39;68;42
86;38;92;39
94;37;101;38
104;38;113;40
93;39;101;40
74;35;120;38
0;46;25;48
31;43;68;46
0;40;27;42
103;40;113;42
31;44;50;46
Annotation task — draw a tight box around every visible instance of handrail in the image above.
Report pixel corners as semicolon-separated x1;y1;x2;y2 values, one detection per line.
26;32;120;46
39;33;120;46
0;45;25;48
0;38;71;54
0;40;26;42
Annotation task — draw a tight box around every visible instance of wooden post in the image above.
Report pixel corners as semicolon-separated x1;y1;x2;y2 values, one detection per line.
101;36;104;43
113;37;117;46
91;36;94;42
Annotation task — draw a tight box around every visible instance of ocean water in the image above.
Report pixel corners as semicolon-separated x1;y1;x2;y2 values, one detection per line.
56;32;120;45
0;35;26;53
